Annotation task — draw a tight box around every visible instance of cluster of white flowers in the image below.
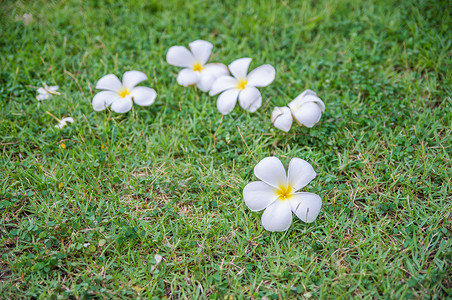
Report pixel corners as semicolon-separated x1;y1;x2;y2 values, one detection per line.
37;39;326;232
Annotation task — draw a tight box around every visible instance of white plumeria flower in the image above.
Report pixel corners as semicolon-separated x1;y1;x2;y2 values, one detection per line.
209;58;275;115
55;117;74;129
288;89;325;128
36;83;60;101
243;157;322;232
92;71;157;113
166;40;228;92
271;90;325;131
271;106;293;132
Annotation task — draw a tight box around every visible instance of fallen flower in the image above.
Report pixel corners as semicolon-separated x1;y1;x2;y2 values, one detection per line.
92;71;156;113
37;83;60;101
55;117;74;129
271;90;325;131
209;58;275;115
243;157;322;232
288;89;325;128
166;40;228;92
271;106;293;132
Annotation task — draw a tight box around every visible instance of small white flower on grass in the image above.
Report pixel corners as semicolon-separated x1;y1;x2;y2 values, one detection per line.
36;83;60;101
209;58;275;115
271;106;293;133
166;40;228;92
243;157;322;232
55;117;74;129
271;90;325;131
289;90;325;128
92;71;157;113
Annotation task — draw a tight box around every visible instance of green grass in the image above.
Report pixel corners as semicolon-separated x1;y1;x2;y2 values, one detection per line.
1;0;451;298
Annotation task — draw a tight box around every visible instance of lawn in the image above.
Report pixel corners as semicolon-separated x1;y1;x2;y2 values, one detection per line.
1;0;451;298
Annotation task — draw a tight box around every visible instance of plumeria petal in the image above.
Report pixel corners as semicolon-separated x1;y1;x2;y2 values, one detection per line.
291;102;322;128
254;157;287;188
261;200;293;232
166;46;195;68
55;117;74;129
110;96;133;113
37;87;47;95
37;94;50;101
189;40;212;65
290;192;322;223
122;71;147;89
238;86;262;112
197;63;229;92
271;106;293;132
48;85;59;92
287;158;316;191
247;64;275;87
289;91;324;112
243;181;278;212
177;68;200;87
216;88;240;115
229;57;252;80
96;74;122;92
92;91;119;111
130;86;156;106
209;76;238;96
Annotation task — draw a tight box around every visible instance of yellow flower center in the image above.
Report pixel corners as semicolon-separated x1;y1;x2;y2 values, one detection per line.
118;87;130;98
237;78;248;90
192;62;204;72
277;185;293;201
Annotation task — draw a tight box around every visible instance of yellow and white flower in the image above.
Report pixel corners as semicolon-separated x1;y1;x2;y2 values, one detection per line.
92;71;156;113
166;40;228;92
243;157;322;232
209;58;275;115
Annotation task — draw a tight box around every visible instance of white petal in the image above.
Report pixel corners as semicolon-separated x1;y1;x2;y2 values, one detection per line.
37;87;48;94
130;86;156;106
271;106;293;132
247;64;275;87
55;117;74;129
37;94;50;101
254;157;287;188
166;46;195;68
48;85;59;92
154;254;163;265
238;86;262;112
61;117;74;123
197;63;229;92
177;68;200;86
189;40;213;65
291;102;322;128
209;76;238;96
92;91;119;111
290;192;322;223
243;181;278;212
261;200;293;232
96;74;122;92
110;97;133;113
288;92;325;112
228;57;252;80
216;89;240;115
287;158;316;191
122;71;147;89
